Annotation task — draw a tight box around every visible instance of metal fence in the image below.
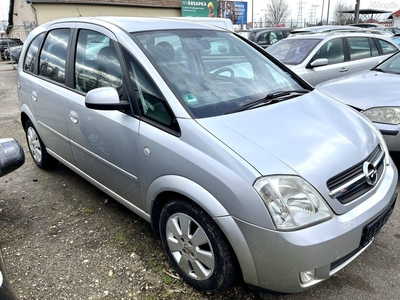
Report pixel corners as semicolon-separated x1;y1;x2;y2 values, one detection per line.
6;24;34;43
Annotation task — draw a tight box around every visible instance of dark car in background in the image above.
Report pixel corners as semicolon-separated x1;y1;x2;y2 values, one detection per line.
0;38;23;60
3;45;23;61
236;27;292;48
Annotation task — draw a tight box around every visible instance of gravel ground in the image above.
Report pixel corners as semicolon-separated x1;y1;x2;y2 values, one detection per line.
1;61;400;300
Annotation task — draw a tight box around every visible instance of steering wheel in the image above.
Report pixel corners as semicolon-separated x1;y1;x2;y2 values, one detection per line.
212;67;235;78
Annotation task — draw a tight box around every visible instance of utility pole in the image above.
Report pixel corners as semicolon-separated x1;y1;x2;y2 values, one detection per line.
355;0;361;23
321;0;325;25
296;0;304;28
326;0;331;25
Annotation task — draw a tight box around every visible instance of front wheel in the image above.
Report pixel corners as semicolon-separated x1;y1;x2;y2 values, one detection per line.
159;199;237;291
24;120;58;169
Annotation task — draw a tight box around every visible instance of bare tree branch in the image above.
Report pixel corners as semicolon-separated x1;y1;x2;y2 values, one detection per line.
265;0;291;26
334;0;353;25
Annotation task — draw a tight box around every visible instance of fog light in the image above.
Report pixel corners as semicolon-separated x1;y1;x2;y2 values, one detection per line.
300;270;315;284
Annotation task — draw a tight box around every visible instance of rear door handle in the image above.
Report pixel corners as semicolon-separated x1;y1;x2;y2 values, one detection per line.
340;68;349;73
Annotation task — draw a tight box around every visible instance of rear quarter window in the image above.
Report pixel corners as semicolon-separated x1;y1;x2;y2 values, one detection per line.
376;38;399;55
24;33;45;73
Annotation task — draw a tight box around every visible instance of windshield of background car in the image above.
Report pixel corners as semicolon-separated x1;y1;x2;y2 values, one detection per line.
266;38;321;65
377;52;400;74
132;29;303;118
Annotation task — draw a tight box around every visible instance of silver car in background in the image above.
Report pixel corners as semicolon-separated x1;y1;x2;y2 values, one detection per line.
266;31;400;85
317;51;400;151
17;17;397;293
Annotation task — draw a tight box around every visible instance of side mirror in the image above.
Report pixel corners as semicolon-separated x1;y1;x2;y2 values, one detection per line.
310;58;329;68
85;87;130;111
0;138;25;178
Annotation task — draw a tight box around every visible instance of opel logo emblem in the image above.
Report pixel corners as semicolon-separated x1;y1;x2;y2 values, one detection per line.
363;161;378;186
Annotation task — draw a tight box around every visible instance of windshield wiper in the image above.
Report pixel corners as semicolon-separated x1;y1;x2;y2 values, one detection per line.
224;89;309;115
371;67;386;73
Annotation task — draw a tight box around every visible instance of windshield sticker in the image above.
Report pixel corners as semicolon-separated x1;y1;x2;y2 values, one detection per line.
184;94;198;106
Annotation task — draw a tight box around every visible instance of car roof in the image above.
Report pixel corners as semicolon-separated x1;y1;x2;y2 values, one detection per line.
291;25;357;34
285;30;393;40
39;16;226;33
236;27;292;33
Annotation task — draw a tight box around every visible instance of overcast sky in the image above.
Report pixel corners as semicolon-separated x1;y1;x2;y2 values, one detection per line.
250;0;398;24
1;0;398;24
0;0;8;19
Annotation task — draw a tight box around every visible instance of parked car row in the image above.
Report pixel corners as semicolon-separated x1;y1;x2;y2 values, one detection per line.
16;16;398;294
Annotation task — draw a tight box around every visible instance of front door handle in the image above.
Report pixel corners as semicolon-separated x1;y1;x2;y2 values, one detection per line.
340;68;349;73
31;91;37;102
68;110;79;124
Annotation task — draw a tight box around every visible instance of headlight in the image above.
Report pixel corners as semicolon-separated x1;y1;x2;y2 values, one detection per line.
254;176;333;231
360;110;391;166
363;107;400;125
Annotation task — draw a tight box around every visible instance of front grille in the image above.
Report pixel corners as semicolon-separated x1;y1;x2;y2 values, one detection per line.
327;145;384;204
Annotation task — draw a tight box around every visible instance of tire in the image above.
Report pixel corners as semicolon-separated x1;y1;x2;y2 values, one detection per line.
24;120;58;169
159;199;237;291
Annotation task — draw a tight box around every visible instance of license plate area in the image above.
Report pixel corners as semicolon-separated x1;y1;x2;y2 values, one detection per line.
360;195;397;248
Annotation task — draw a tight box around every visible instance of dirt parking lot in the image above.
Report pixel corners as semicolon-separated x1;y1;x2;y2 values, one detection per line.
1;61;400;300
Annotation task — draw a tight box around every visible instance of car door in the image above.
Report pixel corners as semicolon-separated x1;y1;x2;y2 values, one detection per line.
302;37;349;86
63;26;143;209
21;26;75;163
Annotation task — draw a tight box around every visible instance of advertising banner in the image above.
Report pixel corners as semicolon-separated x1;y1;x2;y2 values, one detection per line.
181;1;218;17
181;1;248;25
218;1;247;25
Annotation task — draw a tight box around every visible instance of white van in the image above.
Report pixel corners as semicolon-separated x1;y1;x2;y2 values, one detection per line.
165;17;234;31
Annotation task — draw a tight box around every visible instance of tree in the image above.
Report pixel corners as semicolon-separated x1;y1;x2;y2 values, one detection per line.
334;0;353;25
265;0;291;26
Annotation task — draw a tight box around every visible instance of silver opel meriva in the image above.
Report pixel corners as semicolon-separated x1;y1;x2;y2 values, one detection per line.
17;17;398;293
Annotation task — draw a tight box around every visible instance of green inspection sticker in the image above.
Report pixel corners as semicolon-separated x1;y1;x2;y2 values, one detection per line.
184;94;198;106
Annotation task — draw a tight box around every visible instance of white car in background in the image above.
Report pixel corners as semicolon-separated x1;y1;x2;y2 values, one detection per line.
317;51;400;151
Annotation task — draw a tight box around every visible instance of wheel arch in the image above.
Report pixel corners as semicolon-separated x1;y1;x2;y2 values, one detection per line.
148;175;229;234
20;104;39;131
148;175;259;287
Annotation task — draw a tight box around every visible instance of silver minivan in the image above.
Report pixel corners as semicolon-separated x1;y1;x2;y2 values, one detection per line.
17;17;398;293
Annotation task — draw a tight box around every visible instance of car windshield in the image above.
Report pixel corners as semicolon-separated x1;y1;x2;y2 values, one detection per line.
374;52;400;74
266;38;321;65
131;29;304;118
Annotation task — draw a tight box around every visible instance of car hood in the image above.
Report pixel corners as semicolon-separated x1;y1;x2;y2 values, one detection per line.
196;90;378;190
316;71;400;109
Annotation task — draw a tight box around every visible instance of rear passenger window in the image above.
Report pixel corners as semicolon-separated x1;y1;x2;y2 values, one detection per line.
39;29;70;84
75;30;123;96
376;39;398;55
39;28;70;84
347;37;377;61
24;33;44;73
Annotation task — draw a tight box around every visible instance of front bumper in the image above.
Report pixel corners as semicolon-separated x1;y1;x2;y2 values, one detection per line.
233;162;398;293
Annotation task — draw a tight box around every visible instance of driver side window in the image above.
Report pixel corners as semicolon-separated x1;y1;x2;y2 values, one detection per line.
75;30;123;97
122;48;179;133
311;38;344;65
